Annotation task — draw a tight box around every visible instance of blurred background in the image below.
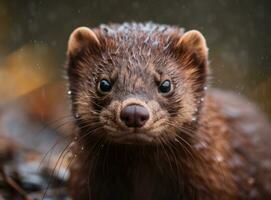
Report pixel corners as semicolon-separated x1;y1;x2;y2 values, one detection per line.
0;0;270;198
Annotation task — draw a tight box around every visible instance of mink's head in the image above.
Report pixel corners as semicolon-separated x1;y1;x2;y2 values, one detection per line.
66;23;208;144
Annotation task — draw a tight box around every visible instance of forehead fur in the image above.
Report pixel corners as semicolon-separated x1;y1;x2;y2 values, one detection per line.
90;23;185;68
97;22;184;49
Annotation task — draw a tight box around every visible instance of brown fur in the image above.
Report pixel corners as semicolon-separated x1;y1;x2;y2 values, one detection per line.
66;23;271;199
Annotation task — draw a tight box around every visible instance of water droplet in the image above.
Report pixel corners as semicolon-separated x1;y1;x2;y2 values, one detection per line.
247;177;255;185
193;141;208;150
67;90;72;95
74;136;78;141
192;117;197;121
74;154;77;158
200;98;204;102
67;152;73;159
75;113;80;119
81;146;84;151
204;86;208;91
152;40;159;47
216;154;223;162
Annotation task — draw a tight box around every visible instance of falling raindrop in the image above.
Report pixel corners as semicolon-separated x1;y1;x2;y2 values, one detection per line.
247;177;255;185
67;90;72;95
81;146;84;151
36;63;40;69
204;86;208;91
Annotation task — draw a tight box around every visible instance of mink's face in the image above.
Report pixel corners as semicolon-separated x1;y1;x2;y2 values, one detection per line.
66;24;208;144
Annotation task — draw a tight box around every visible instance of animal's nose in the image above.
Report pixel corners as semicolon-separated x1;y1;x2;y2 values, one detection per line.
120;104;150;128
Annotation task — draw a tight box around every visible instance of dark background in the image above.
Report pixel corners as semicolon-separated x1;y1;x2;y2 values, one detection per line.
0;0;270;120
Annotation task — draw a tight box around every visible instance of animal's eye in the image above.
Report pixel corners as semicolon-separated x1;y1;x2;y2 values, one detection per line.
158;80;171;93
99;79;112;92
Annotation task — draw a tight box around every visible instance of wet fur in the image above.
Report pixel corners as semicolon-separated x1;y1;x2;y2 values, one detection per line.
66;23;271;199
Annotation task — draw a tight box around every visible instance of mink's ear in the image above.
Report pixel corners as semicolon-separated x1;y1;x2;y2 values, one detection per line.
175;30;208;67
67;27;100;57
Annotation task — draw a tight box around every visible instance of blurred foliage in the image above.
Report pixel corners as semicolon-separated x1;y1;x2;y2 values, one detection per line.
0;44;55;104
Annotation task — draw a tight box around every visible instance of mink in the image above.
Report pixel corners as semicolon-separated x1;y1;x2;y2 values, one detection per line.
65;22;271;200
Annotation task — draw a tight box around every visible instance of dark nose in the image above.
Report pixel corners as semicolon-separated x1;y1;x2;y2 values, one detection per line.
120;104;150;128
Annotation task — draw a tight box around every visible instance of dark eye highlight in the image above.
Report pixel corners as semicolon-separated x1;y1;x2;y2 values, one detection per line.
99;79;112;93
158;80;171;93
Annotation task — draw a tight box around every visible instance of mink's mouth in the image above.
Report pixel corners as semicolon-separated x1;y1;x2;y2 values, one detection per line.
103;123;176;144
107;130;158;144
103;122;168;144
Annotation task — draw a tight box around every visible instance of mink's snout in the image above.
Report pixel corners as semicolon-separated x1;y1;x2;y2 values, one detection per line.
120;104;150;128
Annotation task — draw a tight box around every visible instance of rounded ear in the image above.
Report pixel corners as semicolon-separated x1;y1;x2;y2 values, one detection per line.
176;30;208;64
67;27;100;57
